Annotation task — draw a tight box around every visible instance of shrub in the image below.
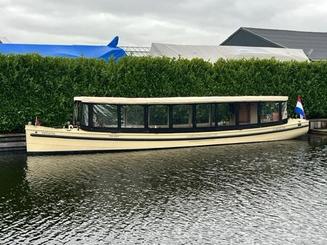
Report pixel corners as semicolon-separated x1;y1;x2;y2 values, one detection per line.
0;54;325;133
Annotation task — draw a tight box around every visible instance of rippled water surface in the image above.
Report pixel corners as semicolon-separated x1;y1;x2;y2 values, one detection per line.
1;136;327;244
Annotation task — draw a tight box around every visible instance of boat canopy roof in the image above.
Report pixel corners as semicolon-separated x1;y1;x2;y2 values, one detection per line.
74;96;288;105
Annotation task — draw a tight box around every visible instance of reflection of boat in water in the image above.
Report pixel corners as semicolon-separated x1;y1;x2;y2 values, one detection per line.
25;96;309;154
308;134;327;146
310;129;327;135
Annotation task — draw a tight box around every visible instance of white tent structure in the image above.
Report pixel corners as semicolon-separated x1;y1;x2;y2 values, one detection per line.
150;43;309;62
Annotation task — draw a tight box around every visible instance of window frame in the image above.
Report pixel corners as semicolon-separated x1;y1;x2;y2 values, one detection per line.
78;101;288;133
120;104;146;129
259;102;281;125
195;103;215;128
92;104;119;129
148;104;170;129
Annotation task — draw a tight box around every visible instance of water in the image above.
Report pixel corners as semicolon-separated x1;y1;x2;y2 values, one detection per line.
1;136;327;244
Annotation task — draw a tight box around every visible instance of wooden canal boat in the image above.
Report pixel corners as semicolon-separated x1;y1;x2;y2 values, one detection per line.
25;96;309;154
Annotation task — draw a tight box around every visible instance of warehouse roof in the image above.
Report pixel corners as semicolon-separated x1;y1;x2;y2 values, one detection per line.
150;43;308;62
221;27;327;61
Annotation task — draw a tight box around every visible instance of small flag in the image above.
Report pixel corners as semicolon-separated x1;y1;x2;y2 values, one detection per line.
294;96;305;119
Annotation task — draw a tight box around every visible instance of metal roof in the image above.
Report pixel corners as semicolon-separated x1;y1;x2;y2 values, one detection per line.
74;96;288;105
223;27;327;61
150;43;308;62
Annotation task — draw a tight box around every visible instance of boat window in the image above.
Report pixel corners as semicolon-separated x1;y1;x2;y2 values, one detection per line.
173;105;193;128
81;103;89;126
238;103;258;125
93;104;118;128
260;102;280;123
196;104;214;127
281;102;288;120
121;105;145;128
148;105;169;128
216;104;236;126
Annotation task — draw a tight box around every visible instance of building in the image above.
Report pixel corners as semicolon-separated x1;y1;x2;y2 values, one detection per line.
0;36;126;61
120;46;150;57
221;27;327;61
150;43;308;62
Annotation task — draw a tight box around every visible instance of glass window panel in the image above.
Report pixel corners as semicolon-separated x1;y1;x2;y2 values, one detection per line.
260;102;280;123
238;103;258;125
216;104;236;126
149;105;169;128
121;105;144;128
173;105;192;128
81;103;89;126
281;102;288;120
196;104;214;127
93;104;118;128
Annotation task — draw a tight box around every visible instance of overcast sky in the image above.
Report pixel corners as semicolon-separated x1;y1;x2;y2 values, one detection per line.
1;0;327;46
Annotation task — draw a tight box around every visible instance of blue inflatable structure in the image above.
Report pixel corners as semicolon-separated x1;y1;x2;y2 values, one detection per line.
0;36;126;61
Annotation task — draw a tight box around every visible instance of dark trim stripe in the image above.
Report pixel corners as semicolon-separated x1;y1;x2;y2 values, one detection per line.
30;124;308;142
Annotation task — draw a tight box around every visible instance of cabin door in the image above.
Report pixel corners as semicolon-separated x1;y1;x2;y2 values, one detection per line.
238;103;251;125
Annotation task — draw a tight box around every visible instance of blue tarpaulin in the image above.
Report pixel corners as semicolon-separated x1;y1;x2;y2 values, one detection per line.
0;36;126;61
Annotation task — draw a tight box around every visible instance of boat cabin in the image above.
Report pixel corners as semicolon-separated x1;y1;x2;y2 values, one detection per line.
73;96;288;133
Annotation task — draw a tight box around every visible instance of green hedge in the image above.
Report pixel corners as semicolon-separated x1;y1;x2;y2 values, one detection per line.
0;54;326;133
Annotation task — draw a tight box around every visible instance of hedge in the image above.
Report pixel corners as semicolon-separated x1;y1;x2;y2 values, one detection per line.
0;54;326;133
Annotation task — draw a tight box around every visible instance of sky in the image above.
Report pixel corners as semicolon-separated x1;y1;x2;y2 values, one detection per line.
1;0;327;46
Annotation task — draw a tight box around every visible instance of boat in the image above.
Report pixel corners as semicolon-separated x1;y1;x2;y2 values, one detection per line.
25;96;309;154
309;119;327;135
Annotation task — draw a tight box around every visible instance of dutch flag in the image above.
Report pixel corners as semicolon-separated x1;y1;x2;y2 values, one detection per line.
294;96;305;119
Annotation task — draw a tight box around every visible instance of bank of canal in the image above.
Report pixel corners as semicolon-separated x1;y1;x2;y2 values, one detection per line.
0;134;25;152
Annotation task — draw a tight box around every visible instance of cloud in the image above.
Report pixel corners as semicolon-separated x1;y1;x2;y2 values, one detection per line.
0;0;326;46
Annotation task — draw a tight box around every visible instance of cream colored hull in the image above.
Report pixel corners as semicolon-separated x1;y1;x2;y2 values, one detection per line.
25;119;309;154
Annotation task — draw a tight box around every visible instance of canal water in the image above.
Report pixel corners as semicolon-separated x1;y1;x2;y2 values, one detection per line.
1;136;327;244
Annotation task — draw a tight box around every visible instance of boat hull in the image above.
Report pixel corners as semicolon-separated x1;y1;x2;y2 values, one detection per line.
25;119;309;154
